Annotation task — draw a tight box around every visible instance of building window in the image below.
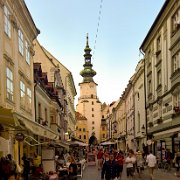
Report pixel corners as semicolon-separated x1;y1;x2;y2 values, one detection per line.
79;128;81;131
6;67;13;101
76;126;78;130
147;49;151;66
92;121;95;124
20;81;25;106
50;116;54;123
92;101;94;105
172;51;180;73
83;128;86;132
138;112;140;132
92;127;95;130
18;29;24;55
4;6;11;37
38;103;42;122
148;80;152;94
79;135;81;139
92;114;94;117
102;134;105;138
137;92;140;101
92;108;94;111
45;108;47;121
25;41;30;64
174;93;180;107
27;88;32;109
172;8;180;34
84;135;86;140
157;35;161;52
102;127;105;131
157;70;161;86
91;94;93;98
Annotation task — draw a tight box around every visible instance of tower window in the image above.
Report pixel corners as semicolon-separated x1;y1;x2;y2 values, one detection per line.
92;121;95;124
137;93;140;101
92;108;94;111
92;114;94;117
92;101;94;105
91;94;93;98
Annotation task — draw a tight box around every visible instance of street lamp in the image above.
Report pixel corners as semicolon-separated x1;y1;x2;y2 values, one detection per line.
141;124;146;136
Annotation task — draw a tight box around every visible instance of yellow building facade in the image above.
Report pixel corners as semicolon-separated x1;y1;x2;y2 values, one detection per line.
75;112;89;144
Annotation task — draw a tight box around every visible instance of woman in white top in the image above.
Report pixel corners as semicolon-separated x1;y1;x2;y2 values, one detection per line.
136;151;144;178
125;150;136;180
146;151;156;180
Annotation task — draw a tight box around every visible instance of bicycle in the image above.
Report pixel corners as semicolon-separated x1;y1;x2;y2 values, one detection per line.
158;159;171;171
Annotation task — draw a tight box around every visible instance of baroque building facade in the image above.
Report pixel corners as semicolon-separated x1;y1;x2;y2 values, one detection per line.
33;40;77;139
140;0;180;159
39;44;77;135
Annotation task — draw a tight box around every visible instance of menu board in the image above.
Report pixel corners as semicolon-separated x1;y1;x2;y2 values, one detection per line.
87;153;96;165
77;163;82;177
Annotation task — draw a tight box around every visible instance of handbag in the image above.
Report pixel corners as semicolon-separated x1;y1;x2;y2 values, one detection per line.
16;163;23;174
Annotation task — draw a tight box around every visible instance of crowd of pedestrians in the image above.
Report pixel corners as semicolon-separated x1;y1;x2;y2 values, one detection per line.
0;147;180;180
97;147;158;180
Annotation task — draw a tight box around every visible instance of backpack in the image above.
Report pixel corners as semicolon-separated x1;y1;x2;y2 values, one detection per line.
2;160;11;175
10;160;17;172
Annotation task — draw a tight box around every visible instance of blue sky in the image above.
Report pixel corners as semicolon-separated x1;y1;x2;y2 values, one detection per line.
25;0;165;105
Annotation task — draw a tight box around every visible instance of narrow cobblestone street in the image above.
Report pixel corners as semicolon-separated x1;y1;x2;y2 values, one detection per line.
78;165;180;180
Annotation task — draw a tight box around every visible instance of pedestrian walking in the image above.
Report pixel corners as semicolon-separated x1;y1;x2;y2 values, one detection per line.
146;151;156;180
115;151;124;180
97;148;104;170
125;150;136;180
101;153;119;180
136;151;144;178
68;155;78;180
22;154;30;180
173;152;180;177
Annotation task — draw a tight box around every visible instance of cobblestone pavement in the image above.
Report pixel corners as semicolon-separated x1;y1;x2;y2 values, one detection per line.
78;165;180;180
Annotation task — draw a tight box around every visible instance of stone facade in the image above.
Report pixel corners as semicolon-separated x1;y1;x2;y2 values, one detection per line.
140;0;180;158
132;59;146;152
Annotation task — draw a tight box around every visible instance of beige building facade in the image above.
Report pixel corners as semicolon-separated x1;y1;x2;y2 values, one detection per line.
0;0;39;164
33;40;77;136
132;59;146;152
124;81;135;151
116;98;126;151
33;40;77;139
140;0;180;158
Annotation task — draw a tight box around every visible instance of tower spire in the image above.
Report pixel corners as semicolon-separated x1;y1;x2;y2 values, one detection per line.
86;33;89;47
80;34;96;83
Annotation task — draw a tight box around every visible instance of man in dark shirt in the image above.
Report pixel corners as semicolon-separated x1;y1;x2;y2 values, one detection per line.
101;153;118;180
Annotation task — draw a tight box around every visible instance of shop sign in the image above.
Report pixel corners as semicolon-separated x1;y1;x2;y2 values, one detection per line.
15;133;24;142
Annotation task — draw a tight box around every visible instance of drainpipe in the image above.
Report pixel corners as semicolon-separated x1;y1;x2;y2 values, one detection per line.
34;80;38;123
132;82;136;151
